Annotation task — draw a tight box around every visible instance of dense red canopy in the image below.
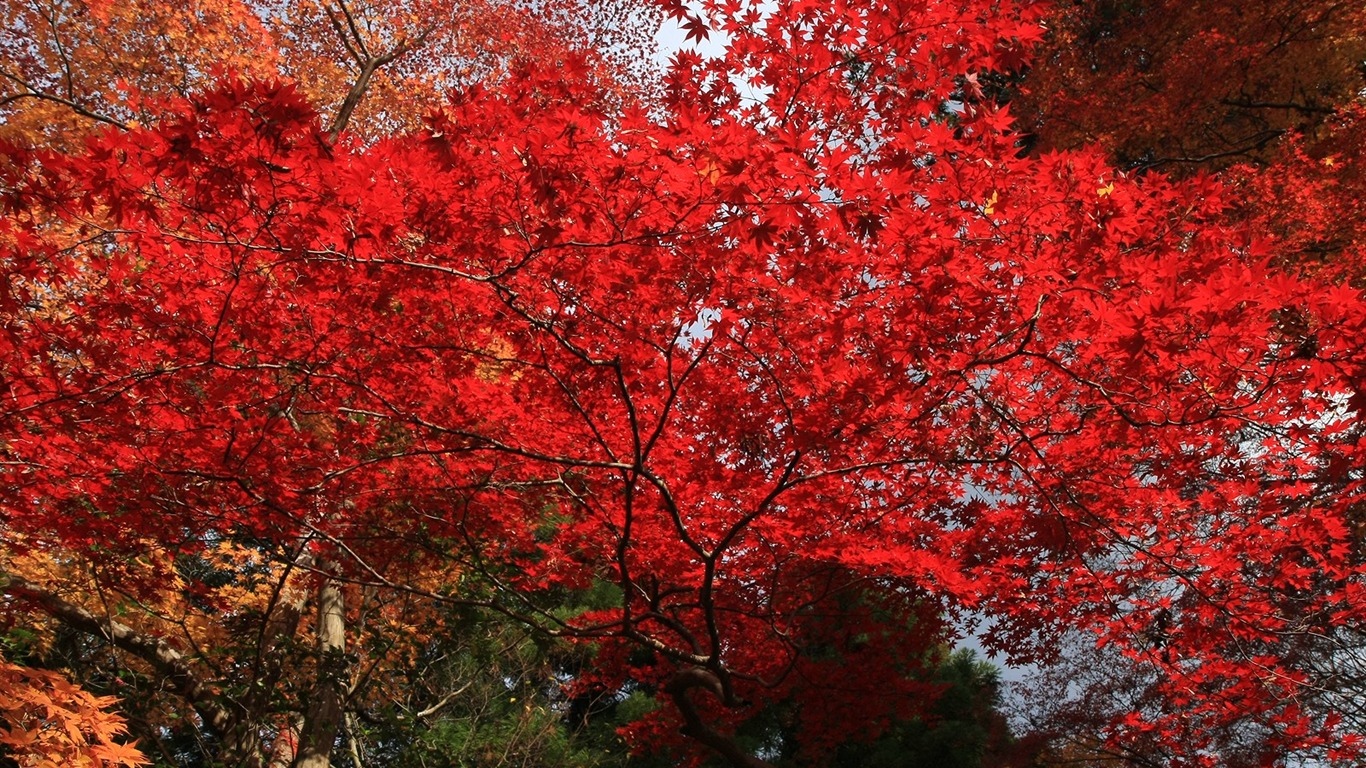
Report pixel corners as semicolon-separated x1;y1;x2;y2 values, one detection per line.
4;0;1366;764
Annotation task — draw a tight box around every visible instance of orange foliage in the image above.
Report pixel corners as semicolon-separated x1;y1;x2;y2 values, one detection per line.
0;654;148;768
0;0;277;146
1;531;461;764
0;0;661;147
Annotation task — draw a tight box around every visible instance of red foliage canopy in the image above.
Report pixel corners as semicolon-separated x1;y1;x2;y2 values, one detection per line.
4;0;1366;764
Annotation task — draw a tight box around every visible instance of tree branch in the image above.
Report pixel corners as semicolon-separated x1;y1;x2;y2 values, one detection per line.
664;667;773;768
0;70;128;130
327;56;384;141
2;572;234;736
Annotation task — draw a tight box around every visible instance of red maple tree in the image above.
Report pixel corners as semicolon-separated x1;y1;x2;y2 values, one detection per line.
4;0;1366;765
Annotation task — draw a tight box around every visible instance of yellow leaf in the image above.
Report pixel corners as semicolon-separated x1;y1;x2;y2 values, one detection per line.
696;152;724;185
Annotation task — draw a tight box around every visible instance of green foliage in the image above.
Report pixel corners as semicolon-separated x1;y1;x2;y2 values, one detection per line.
357;591;635;768
829;649;1010;768
394;705;624;768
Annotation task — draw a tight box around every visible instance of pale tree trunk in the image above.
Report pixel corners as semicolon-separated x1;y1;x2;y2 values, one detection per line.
295;577;347;768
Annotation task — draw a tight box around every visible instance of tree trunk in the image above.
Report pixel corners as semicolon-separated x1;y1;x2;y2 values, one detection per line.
295;578;347;768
